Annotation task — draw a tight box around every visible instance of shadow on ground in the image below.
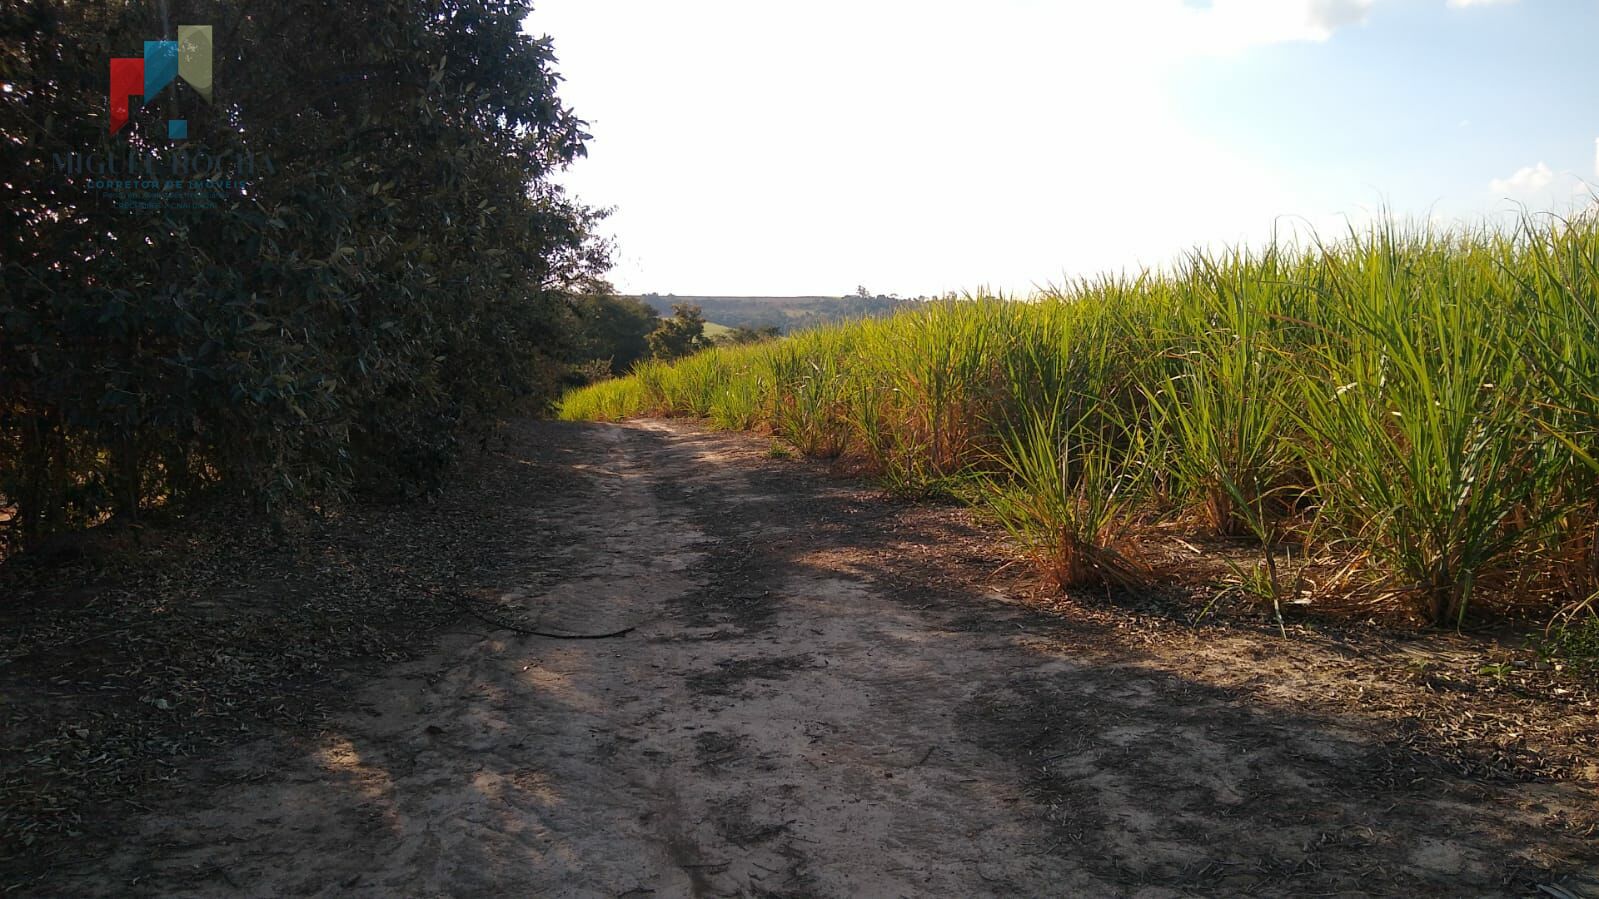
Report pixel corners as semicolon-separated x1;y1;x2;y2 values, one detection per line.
20;419;1598;898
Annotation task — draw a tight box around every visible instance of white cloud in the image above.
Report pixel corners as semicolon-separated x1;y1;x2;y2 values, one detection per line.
1310;0;1376;30
1593;137;1599;178
1172;0;1376;54
1490;162;1555;193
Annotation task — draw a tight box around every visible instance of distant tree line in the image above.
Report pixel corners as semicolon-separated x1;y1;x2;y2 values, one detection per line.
565;300;784;379
637;292;913;334
0;1;612;550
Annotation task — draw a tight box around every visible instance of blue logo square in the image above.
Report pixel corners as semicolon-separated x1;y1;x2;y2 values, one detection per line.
168;119;188;140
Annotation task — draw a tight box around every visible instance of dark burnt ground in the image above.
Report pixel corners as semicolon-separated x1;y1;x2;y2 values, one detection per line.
0;421;602;886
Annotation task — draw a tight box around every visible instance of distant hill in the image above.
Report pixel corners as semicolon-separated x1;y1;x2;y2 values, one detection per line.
636;294;914;334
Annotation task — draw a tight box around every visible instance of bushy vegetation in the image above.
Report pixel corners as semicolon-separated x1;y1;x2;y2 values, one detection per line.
647;304;712;361
1;0;608;550
562;216;1599;626
568;295;660;378
1542;615;1599;673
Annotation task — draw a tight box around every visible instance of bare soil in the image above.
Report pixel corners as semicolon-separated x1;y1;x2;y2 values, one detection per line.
6;418;1599;897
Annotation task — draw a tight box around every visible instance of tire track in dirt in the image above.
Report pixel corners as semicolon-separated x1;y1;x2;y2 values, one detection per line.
48;419;1598;897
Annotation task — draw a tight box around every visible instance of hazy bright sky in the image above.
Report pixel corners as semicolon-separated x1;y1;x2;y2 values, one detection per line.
529;0;1599;297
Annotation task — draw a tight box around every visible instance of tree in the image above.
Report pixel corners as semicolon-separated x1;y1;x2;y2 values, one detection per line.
722;325;781;345
648;304;709;360
0;0;609;546
570;295;659;376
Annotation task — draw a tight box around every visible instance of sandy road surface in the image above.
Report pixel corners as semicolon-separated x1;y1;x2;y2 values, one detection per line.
52;419;1598;897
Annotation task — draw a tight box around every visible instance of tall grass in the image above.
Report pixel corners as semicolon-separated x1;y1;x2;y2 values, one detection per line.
1146;249;1301;538
1511;217;1599;616
1294;226;1557;625
559;213;1599;625
982;397;1151;589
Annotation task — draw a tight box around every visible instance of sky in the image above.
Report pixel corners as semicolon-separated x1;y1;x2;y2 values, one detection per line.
528;0;1599;297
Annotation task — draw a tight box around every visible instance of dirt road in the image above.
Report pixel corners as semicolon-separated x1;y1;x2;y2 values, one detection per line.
52;420;1597;897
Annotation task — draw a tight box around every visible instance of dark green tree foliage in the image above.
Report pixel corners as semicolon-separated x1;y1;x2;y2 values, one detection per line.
569;294;658;376
647;303;708;361
0;0;609;546
722;325;780;345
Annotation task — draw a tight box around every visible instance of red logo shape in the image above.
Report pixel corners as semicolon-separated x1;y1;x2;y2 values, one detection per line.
109;57;144;134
